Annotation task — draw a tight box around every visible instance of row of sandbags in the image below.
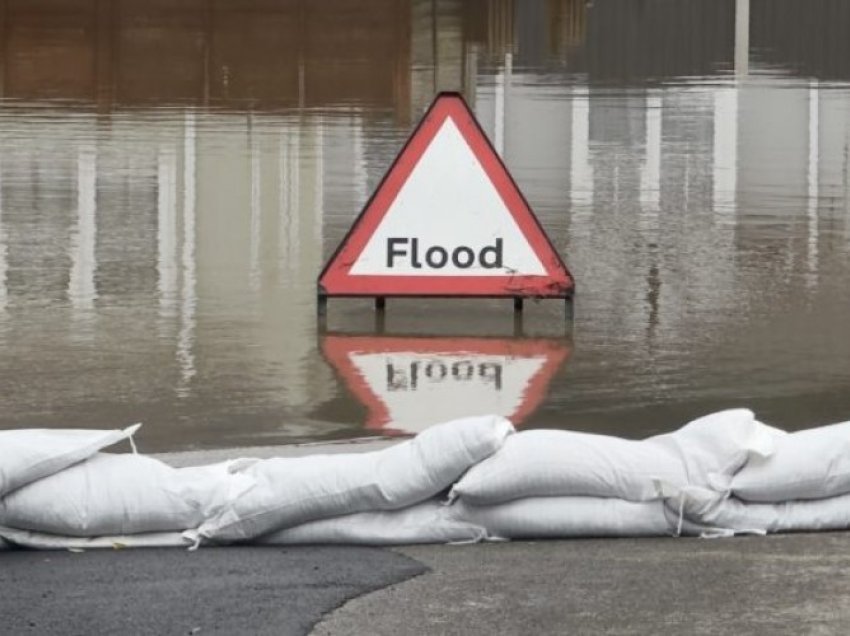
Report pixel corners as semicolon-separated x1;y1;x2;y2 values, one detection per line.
448;411;850;539
0;416;509;549
2;409;850;550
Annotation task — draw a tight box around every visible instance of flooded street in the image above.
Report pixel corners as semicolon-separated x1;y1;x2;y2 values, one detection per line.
1;0;849;451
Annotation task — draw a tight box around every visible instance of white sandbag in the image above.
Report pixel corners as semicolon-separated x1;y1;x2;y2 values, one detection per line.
450;430;684;504
196;415;514;543
451;409;778;505
655;410;783;490
0;424;139;497
664;486;850;534
0;453;245;536
0;526;189;551
448;496;705;540
730;421;850;502
255;499;486;546
173;459;258;518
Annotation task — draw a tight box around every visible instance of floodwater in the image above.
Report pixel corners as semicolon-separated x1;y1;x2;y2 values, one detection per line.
1;0;850;451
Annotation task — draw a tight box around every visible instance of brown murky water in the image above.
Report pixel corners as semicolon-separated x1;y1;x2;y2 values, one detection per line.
1;0;850;451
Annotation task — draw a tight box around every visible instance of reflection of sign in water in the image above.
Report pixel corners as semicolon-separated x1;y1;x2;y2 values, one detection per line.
322;335;570;434
318;92;573;302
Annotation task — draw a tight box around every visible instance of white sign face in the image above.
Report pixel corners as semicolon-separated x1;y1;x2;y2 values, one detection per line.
348;350;547;434
349;119;547;277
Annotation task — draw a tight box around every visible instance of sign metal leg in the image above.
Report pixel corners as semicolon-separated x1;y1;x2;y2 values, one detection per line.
513;311;525;337
374;307;386;334
317;295;328;333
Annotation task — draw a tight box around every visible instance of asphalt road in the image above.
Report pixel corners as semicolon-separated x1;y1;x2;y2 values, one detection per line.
318;534;850;635
5;533;850;635
0;546;424;636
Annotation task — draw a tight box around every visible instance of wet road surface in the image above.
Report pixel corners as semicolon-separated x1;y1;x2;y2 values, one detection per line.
0;546;425;636
319;535;850;635
4;534;850;635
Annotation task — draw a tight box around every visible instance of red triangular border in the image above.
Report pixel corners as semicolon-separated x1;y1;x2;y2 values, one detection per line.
318;92;574;298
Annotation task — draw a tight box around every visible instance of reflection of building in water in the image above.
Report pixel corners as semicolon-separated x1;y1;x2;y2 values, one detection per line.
67;141;98;344
0;105;339;425
0;119;77;302
736;75;850;284
176;112;197;395
0;158;6;313
191;112;335;411
468;0;850;351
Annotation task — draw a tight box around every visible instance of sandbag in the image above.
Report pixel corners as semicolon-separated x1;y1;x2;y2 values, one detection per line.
195;415;514;543
173;460;258;518
0;526;189;551
451;409;779;505
665;486;850;535
730;421;850;502
450;430;683;504
0;453;251;536
255;499;486;546
448;496;705;540
655;410;783;490
0;424;139;498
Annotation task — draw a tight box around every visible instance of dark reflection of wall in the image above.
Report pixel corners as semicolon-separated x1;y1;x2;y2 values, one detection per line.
112;0;207;103
4;0;849;111
207;1;298;105
466;0;734;80
301;3;410;108
751;0;850;80
461;0;587;66
0;0;412;110
1;0;100;100
575;0;734;81
514;0;549;66
462;0;513;57
474;0;850;82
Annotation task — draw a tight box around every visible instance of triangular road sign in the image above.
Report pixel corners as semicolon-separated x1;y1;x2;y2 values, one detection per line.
319;92;574;298
321;334;571;435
